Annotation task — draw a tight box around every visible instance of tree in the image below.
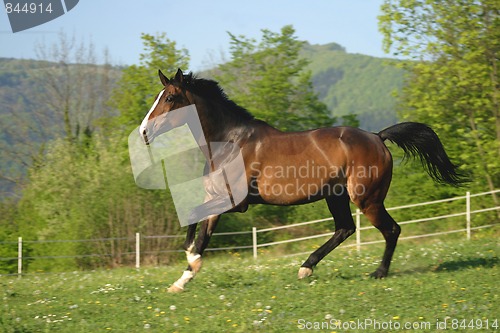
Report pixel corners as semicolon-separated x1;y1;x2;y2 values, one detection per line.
33;31;116;142
214;25;332;131
17;133;183;271
0;33;116;197
109;33;189;130
379;0;500;212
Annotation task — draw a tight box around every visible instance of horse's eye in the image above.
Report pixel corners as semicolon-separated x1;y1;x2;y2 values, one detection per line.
166;95;175;103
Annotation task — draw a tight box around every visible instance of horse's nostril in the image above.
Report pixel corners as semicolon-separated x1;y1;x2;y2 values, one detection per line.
142;129;150;145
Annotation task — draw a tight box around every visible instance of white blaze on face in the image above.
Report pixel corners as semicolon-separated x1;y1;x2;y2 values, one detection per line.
139;89;165;138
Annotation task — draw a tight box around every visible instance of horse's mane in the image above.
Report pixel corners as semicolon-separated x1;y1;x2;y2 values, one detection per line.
175;72;255;123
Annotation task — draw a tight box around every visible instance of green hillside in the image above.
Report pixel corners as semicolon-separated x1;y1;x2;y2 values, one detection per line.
0;58;54;198
304;42;404;131
0;58;120;198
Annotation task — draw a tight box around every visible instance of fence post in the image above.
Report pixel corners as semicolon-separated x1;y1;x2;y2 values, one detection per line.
135;232;140;269
355;209;361;252
252;227;257;259
466;191;471;240
18;237;22;277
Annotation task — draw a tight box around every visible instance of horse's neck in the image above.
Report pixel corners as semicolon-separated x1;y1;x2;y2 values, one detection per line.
196;100;280;154
200;104;243;140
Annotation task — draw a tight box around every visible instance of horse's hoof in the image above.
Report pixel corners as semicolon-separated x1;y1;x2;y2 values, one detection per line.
369;268;388;279
298;267;313;279
167;284;184;293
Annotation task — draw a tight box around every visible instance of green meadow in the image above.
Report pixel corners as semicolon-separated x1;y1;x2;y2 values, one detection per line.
1;230;498;333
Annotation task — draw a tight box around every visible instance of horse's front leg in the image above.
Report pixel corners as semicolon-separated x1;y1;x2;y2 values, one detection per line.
168;215;220;293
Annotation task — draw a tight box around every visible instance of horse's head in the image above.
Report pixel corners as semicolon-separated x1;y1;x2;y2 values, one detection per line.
140;68;193;144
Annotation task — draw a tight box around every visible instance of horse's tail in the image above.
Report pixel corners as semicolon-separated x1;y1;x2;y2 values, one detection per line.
378;122;465;186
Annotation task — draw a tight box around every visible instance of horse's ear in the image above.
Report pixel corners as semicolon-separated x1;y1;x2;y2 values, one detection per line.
158;70;169;86
175;68;184;83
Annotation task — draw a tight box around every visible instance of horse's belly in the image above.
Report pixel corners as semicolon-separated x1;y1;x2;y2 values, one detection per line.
253;167;347;205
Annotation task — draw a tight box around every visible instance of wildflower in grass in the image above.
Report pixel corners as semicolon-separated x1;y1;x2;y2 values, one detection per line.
169;305;176;311
219;295;225;300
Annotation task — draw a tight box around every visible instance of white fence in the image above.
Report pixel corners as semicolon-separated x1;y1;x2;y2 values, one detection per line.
252;189;499;258
3;189;500;276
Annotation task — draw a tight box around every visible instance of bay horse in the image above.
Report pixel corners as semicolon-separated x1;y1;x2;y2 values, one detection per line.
140;68;463;292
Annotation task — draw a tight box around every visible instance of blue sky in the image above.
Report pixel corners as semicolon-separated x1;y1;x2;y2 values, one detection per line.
1;0;387;71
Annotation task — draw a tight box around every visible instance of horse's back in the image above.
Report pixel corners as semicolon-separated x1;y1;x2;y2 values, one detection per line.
324;126;391;163
248;124;392;173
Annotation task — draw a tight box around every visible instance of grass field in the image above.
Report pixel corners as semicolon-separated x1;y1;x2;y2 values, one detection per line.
1;229;498;333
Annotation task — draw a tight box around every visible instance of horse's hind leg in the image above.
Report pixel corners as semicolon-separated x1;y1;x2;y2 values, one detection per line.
298;189;356;278
362;204;401;278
